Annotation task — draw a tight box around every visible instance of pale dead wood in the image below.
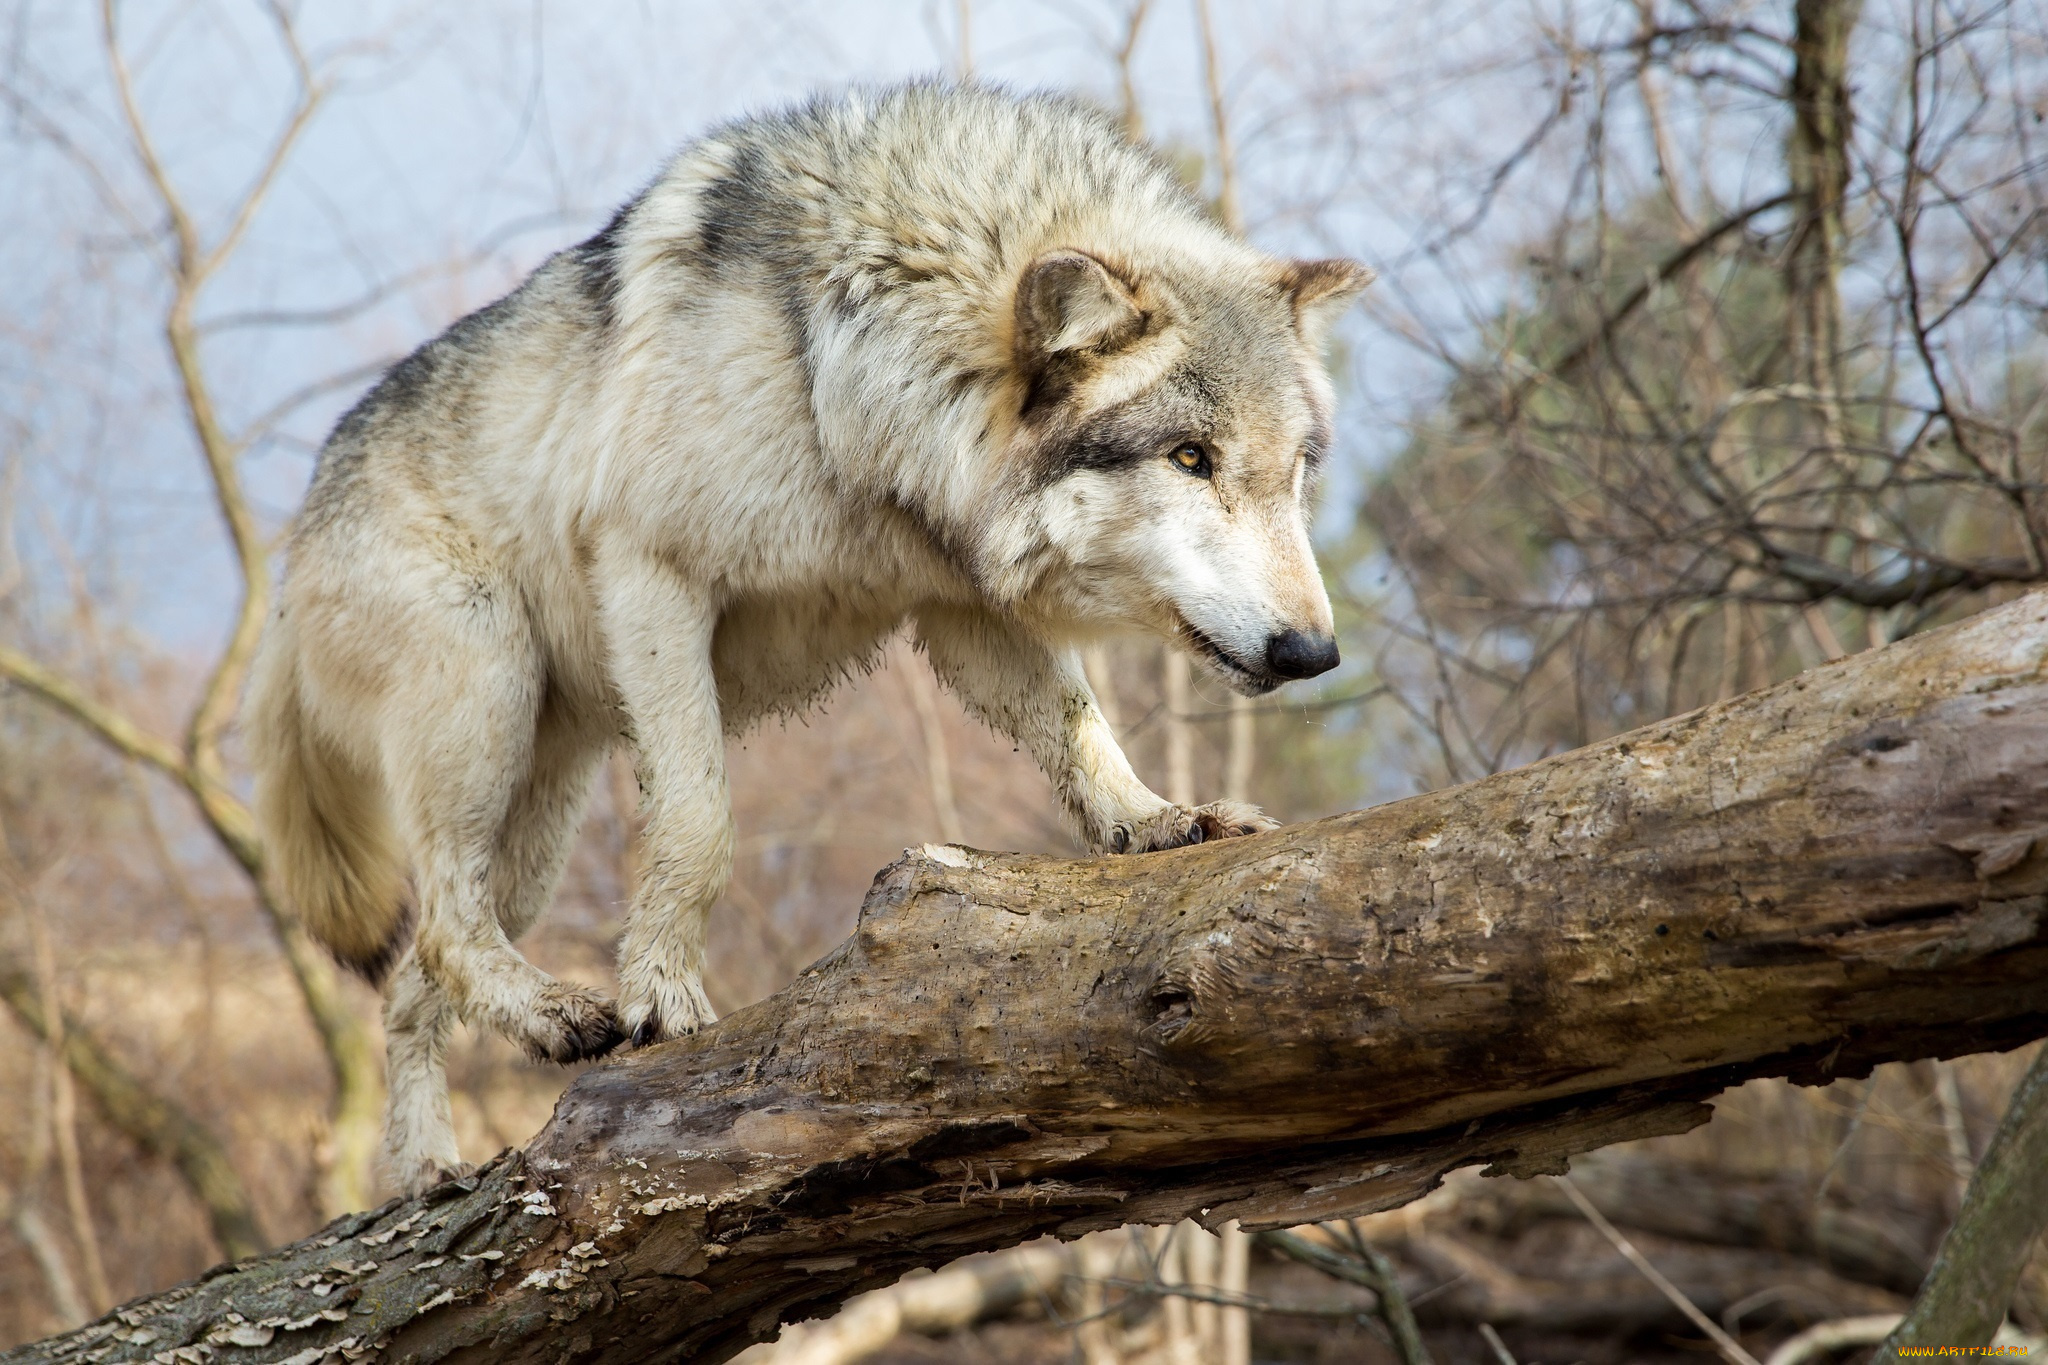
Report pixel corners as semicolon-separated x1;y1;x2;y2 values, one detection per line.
7;590;2048;1365
748;1244;1070;1364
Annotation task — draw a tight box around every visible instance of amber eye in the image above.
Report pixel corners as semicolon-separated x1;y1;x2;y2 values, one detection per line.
1169;443;1213;478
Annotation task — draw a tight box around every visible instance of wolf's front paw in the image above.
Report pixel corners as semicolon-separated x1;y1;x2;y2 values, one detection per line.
514;982;624;1064
1187;799;1280;841
1109;800;1279;853
618;966;717;1049
383;1119;471;1198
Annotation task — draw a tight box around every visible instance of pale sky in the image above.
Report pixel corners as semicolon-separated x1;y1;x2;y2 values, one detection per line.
0;0;1776;650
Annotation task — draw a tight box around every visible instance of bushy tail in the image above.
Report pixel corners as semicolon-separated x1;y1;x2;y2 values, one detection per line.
246;620;411;983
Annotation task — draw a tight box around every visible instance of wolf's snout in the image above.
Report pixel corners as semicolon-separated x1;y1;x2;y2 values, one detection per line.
1265;629;1340;680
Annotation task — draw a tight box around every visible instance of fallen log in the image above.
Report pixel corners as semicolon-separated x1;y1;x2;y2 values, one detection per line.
9;590;2048;1365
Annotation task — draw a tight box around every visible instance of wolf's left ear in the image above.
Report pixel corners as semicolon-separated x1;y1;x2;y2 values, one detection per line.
1015;250;1146;360
1283;258;1375;345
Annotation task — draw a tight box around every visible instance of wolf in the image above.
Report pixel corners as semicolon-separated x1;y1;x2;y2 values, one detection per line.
245;81;1369;1195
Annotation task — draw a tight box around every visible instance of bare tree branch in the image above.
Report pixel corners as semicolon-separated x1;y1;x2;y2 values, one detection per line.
1874;1043;2048;1359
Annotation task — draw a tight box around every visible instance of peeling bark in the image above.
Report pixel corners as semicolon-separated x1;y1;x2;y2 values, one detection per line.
9;591;2048;1365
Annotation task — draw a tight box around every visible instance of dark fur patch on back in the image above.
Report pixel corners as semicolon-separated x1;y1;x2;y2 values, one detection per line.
684;136;821;380
329;293;519;437
302;287;534;527
692;142;774;269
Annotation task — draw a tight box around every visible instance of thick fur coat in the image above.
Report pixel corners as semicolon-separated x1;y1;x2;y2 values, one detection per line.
245;82;1369;1193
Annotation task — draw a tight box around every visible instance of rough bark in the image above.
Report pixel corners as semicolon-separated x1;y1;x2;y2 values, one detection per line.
9;590;2048;1365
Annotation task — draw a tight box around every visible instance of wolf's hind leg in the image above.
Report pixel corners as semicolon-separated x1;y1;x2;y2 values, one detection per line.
381;703;600;1199
596;545;728;1047
385;594;620;1065
382;950;467;1196
915;606;1276;853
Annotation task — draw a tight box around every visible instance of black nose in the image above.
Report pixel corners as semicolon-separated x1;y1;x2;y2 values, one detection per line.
1265;629;1340;680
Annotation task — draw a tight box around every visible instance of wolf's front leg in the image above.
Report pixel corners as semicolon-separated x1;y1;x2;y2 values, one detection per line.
597;545;731;1046
915;606;1276;853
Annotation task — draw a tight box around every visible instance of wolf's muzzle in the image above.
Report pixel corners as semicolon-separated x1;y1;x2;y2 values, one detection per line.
1265;628;1340;680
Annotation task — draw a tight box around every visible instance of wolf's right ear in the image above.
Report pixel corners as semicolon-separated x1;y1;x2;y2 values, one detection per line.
1283;258;1375;346
1014;250;1145;362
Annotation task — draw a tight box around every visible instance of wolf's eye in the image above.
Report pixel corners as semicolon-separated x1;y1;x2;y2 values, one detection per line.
1169;443;1212;478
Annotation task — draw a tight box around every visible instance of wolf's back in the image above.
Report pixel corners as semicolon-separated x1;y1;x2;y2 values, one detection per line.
245;613;410;982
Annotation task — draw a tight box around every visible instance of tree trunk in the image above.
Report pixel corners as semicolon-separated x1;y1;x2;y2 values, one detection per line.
1785;0;1861;393
1875;1043;2048;1358
9;590;2048;1365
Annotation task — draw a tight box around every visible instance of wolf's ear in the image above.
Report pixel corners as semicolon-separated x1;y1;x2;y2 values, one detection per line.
1284;258;1375;345
1015;250;1145;361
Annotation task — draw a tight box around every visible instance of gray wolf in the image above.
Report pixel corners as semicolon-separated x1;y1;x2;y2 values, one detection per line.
245;82;1369;1195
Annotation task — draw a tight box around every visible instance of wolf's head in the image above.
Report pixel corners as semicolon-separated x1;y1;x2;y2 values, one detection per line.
999;247;1370;695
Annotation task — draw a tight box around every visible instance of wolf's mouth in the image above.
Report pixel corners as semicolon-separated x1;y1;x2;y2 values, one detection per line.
1174;617;1283;696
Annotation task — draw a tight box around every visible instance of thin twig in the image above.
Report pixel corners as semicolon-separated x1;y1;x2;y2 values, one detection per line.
1339;1220;1433;1365
1554;1174;1761;1365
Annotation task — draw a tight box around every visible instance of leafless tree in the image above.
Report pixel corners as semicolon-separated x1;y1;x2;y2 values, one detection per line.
1358;0;2048;787
0;0;384;1222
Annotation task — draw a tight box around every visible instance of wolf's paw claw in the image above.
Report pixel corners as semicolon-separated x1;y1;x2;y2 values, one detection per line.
618;970;717;1049
1189;799;1279;842
387;1149;473;1199
522;984;623;1064
1111;801;1278;854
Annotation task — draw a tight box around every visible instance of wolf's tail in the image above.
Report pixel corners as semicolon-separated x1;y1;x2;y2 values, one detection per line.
246;615;411;983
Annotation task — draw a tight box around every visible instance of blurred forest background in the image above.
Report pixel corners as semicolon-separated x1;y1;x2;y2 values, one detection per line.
2;0;2046;1360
